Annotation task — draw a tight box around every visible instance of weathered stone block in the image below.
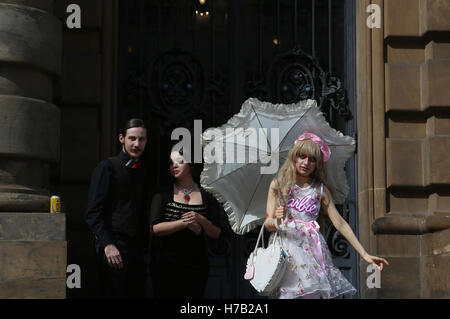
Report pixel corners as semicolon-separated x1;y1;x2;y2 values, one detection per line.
378;257;421;298
427;117;450;136
386;138;424;187
385;0;421;37
0;3;61;75
387;117;426;138
0;213;65;241
421;228;450;256
421;254;450;298
386;43;424;64
385;64;422;111
0;192;49;213
421;228;450;298
0;241;66;298
425;41;450;61
376;230;450;299
434;193;450;215
377;234;421;257
385;0;450;36
423;0;450;32
388;191;428;215
0;96;60;162
425;60;450;108
426;136;450;184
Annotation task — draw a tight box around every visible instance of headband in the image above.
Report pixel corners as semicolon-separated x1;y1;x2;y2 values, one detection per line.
294;132;331;162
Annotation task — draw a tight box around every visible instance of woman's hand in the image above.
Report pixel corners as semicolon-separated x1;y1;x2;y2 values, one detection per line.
182;211;221;239
181;211;205;224
274;205;286;220
264;205;287;232
362;253;390;271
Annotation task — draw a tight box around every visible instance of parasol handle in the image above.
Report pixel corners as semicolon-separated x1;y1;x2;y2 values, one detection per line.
275;175;287;207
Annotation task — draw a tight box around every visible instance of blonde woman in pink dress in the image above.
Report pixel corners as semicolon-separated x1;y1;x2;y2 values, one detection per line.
265;132;389;299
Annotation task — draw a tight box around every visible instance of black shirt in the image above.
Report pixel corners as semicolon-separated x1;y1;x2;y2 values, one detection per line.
150;188;231;269
154;200;209;269
85;151;148;250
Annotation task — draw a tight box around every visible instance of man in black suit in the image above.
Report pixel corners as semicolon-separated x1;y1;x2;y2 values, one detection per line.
85;118;149;298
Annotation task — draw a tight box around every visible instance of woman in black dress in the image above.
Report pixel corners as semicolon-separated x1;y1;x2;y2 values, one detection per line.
149;149;226;299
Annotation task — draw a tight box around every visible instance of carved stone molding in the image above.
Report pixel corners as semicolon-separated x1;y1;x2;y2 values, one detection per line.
372;215;450;235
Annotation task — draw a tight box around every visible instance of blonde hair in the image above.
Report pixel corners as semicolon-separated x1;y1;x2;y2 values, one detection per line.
273;139;334;203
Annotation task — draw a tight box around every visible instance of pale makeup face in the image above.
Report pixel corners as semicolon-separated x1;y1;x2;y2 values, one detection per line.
295;154;317;177
169;151;191;179
119;127;147;159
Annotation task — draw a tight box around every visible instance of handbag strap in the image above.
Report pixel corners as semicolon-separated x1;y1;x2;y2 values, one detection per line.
250;176;286;261
254;222;267;251
252;220;283;255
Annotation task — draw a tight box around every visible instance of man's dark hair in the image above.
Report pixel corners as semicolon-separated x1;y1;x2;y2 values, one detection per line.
120;118;146;136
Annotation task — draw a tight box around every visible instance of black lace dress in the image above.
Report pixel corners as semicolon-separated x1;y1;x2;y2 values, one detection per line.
149;188;223;299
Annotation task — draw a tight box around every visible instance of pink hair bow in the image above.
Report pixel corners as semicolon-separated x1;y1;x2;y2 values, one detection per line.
295;132;331;162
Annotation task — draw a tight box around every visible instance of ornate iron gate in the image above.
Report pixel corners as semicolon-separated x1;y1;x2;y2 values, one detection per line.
118;0;358;299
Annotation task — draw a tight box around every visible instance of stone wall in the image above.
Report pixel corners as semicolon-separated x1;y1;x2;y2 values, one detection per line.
357;0;450;298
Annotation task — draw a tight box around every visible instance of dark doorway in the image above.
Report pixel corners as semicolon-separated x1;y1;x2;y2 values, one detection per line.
118;0;358;299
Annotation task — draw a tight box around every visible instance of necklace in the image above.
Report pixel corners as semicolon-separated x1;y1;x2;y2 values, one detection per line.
175;183;196;202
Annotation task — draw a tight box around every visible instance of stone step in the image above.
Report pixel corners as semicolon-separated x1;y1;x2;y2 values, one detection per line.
0;213;65;241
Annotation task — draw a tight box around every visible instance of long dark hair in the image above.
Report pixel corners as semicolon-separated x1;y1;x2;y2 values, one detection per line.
120;118;146;136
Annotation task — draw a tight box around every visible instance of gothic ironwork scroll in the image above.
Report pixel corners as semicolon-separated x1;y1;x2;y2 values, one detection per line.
246;47;352;122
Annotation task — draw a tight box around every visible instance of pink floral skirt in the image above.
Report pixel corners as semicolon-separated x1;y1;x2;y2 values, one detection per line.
271;221;357;299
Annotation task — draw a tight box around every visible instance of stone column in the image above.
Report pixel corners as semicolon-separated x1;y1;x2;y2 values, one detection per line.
0;0;66;298
0;0;60;210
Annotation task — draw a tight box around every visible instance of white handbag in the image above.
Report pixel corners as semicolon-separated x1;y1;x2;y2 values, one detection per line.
244;221;289;296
